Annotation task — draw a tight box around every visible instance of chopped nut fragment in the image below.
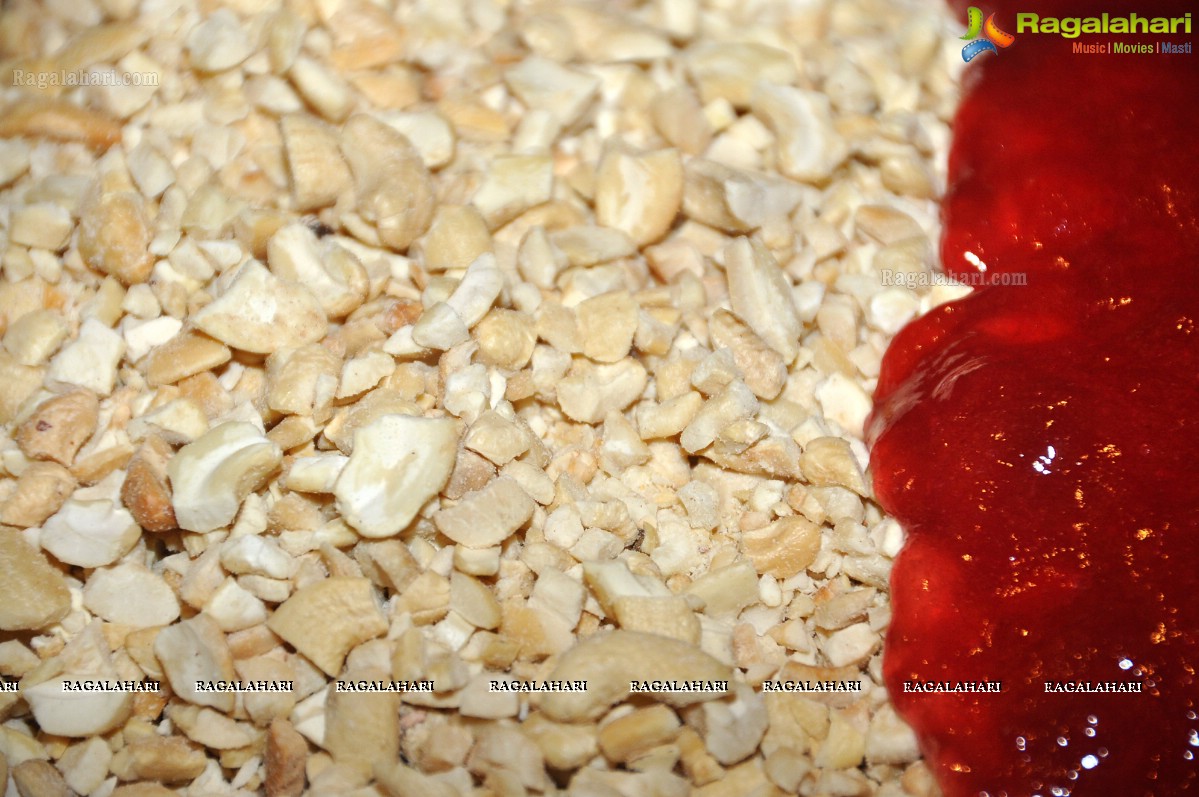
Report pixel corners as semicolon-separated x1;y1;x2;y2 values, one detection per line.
0;532;71;631
267;577;387;675
434;476;535;549
192;262;328;354
78;192;154;285
167;422;282;533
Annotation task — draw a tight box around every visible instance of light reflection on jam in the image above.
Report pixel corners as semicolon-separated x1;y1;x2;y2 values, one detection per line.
869;0;1199;794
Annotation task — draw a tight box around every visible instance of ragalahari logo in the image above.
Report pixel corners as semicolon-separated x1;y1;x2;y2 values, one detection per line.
961;7;1016;61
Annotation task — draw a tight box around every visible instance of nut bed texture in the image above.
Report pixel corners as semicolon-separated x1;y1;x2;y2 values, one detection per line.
0;0;962;794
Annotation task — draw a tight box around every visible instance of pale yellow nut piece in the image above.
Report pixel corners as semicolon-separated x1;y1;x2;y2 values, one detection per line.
433;476;535;549
557;358;648;424
474;309;536;370
121;435;177;532
375;760;461;797
332;413;457;538
740;515;822;580
143;330;231;387
611;595;701;644
77;191;154;285
723;236;802;363
82;562;180;628
0;97;120;151
265;343;340;416
264;718;307;797
523;713;599;770
686;560;760;616
109;735;207;783
689;682;768;765
449;571;501;630
186;9;253;72
154;614;238;712
463;410;529;466
504;56;600;129
340;114;435;251
599;704;681;764
595;145;683;248
8;202;72;251
419;204;491;272
40;498;140;568
56;737;112;796
3;309;68;367
682;158;804;234
167;421;283;533
708;308;787;400
652;86;713;156
855;204;925;246
289;55;354;122
192;261;328;354
166;703;260;750
751;83;848;184
472;154;554;229
267;576;387;676
324;680;400;774
685;41;799;108
15;389;99;466
541;630;733;722
800;436;868;495
0;531;71;631
280;114;353;212
576;291;638;363
0;461;74;528
11;759;73;796
22;676;134;737
45;318;125;396
267;223;369;319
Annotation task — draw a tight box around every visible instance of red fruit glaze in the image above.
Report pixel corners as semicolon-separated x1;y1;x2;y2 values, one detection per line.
869;2;1199;795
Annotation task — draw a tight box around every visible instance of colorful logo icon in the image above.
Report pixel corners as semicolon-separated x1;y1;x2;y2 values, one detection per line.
961;7;1016;61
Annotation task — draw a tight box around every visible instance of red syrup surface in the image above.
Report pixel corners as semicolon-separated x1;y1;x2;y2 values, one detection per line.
868;1;1199;794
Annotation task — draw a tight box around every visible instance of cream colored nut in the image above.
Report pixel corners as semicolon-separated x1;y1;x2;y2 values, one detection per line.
680;380;758;454
109;735;207;782
0;138;31;187
458;673;519;719
0;97;121;152
15;390;99;466
542;630;732;722
475;309;536;370
83;562;180;628
419;205;491;272
21;677;133;736
741;516;821;579
129;397;209;446
340;114;435;251
724;237;802;363
688;681;767;765
281;114;354;211
285;453;348;494
186;9;253;72
682;158;803;234
127;141;174;199
268;224;369;319
865;704;921;765
815;372;872;438
612;595;701;644
0;461;75;528
472;154;554;229
550;225;637;267
820;622;880;668
265;718;307;797
337;351;396;399
46;318;125;396
686;560;760;616
120;436;177;532
143;330;232;387
289;55;354;122
411;302;470;350
0;531;71;631
56;737;112;796
333;413;457;538
325;675;401;774
685;41;799;108
266;343;341;416
800;436;868;495
3;309;68;367
381;109;455;170
557;359;648;424
0;353;45;425
652;86;712;156
708;309;787;400
122;316;183;363
517;225;564;288
77;192;154;284
166;703;260;750
8;203;72;250
40;498;140;568
267;577;387;676
505;56;600;129
154;614;238;711
464;410;529;466
445;252;504;329
595;145;683;247
599;704;681;764
450;571;501;630
393;570;449;624
167;421;282;533
855;205;925;246
375;760;461;797
637;391;704;440
814;708;867;770
582;559;670;613
500;460;554;506
220;534;296;580
193;261;328;354
433;476;534;549
577;291;638;363
751;84;847;184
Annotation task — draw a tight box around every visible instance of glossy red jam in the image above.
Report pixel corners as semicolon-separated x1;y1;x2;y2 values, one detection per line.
869;1;1199;794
